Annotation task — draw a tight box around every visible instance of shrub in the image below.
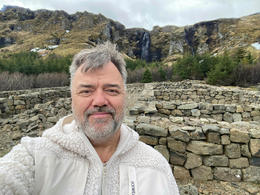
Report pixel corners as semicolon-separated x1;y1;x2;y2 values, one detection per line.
142;69;152;83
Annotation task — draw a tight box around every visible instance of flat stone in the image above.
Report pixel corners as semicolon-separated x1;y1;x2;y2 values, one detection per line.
230;128;250;143
202;125;220;134
167;137;186;153
187;141;223;155
204;155;229;167
139;135;158;145
169;116;183;124
190;128;206;140
169;129;190;142
191;165;213;181
229;157;249;168
214;167;241;182
136;123;168;137
178;103;198;110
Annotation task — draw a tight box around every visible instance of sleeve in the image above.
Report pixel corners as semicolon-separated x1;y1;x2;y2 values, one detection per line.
0;137;35;195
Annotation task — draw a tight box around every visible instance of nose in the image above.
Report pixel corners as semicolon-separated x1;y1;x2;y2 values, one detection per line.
92;90;108;107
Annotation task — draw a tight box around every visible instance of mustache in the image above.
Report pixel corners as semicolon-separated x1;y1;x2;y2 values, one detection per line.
84;106;116;118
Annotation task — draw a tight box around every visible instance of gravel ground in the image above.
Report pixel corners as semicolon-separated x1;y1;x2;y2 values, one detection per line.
178;179;260;195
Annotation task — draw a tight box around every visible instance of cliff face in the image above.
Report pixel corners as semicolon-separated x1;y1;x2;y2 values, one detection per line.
0;6;259;61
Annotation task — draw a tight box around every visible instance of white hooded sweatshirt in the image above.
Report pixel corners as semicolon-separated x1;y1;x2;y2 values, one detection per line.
0;115;179;195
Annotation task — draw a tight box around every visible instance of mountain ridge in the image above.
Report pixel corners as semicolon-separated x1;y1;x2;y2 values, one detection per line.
0;6;259;61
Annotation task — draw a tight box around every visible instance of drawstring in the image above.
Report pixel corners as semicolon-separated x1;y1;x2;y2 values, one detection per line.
128;166;138;195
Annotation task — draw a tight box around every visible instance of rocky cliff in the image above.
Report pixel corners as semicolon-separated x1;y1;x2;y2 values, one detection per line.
0;6;259;61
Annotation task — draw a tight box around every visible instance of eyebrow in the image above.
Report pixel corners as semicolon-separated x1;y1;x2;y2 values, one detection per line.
77;83;122;89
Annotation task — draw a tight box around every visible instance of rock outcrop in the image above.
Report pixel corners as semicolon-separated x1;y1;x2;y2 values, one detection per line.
0;6;259;61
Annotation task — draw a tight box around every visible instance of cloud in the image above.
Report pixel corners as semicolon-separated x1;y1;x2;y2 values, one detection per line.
0;0;259;30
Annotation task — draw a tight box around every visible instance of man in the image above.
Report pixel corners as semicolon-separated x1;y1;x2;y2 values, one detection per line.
0;42;179;194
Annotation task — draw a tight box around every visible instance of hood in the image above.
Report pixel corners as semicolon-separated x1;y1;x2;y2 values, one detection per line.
42;115;139;160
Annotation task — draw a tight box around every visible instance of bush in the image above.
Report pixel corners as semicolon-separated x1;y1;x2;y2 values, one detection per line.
207;54;237;85
142;69;152;83
0;72;69;91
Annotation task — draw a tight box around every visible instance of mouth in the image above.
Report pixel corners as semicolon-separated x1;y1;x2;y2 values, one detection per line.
89;112;112;119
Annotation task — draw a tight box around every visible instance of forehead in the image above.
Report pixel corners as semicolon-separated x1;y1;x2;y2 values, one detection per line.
73;61;124;85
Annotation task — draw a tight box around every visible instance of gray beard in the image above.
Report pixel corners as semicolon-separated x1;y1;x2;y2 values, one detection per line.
74;106;125;143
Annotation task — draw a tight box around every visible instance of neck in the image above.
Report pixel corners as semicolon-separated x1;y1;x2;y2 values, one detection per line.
91;129;121;163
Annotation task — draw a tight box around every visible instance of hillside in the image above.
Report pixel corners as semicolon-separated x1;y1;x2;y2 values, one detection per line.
0;6;259;61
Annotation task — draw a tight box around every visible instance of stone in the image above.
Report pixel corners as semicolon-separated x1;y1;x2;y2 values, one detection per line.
219;128;230;135
178;103;198;110
226;105;237;113
154;145;169;162
191;165;213;181
170;151;187;165
249;129;260;138
250;157;260;166
223;112;233;123
190;128;206;140
214;167;241;182
136;123;168;137
167;137;186;153
230;128;250;143
171;109;183;116
207;132;220;144
191;109;200;117
221;135;230;145
233;113;242;122
173;166;191;180
184;152;202;169
182;126;196;131
169;129;190;142
179;184;198;195
236;105;244;113
158;109;171;115
187;141;223;155
169;116;183;124
136;116;150;123
202;125;220;134
47;116;58;123
241;144;251;158
159;137;167;145
251;110;260;117
242;166;260;182
229;158;249;168
203;155;229;167
250;139;260;157
139;136;158;145
225;144;241;158
162;102;176;110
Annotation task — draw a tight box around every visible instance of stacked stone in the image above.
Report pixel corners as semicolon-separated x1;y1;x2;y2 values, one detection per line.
0;87;70;118
127;112;260;183
154;101;260;122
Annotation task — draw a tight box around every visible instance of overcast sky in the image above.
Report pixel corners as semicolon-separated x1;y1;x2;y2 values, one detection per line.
0;0;259;30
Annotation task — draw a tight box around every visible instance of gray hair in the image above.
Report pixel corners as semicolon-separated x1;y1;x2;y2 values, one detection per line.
69;41;127;87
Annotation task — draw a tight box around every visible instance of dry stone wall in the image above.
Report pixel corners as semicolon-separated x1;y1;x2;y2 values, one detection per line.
0;80;260;183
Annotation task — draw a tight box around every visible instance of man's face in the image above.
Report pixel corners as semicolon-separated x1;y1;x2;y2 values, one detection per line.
71;61;126;143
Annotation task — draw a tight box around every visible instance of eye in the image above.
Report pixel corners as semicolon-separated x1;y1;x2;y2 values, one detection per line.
79;90;92;96
105;89;120;96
